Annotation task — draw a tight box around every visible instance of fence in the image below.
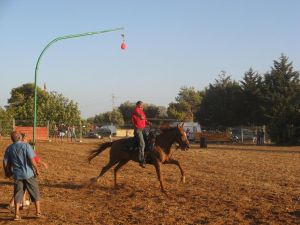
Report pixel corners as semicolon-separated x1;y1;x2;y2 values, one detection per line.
230;126;268;144
0;119;50;141
14;126;49;141
195;126;268;144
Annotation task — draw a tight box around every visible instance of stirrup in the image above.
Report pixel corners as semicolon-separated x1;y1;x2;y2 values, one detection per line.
139;162;146;168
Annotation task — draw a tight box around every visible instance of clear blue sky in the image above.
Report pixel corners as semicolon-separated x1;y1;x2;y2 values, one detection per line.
1;0;299;118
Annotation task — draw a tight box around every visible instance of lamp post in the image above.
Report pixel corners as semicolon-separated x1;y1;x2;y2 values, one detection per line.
33;27;124;147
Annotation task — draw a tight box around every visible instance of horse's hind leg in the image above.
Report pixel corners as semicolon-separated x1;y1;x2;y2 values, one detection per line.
114;159;129;188
91;160;118;183
164;158;185;183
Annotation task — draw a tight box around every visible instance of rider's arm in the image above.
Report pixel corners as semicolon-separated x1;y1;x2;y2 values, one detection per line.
146;120;152;127
133;108;145;120
133;111;144;120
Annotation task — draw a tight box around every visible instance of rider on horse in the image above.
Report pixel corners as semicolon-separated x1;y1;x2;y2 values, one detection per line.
131;101;151;168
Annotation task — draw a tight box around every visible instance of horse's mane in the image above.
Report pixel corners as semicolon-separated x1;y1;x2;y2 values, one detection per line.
159;126;176;132
156;126;177;140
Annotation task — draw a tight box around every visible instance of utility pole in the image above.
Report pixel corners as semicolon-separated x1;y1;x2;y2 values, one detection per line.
112;93;115;111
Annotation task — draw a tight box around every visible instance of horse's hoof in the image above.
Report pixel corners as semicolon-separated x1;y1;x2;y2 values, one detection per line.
90;177;98;183
181;176;186;184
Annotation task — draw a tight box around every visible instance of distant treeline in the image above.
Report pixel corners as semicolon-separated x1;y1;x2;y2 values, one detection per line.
1;55;299;145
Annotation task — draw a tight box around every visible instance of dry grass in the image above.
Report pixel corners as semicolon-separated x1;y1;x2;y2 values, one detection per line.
0;138;299;224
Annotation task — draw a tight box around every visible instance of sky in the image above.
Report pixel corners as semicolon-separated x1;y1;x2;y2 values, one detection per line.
0;0;299;118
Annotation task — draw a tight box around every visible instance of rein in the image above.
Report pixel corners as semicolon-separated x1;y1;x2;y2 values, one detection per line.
155;127;178;155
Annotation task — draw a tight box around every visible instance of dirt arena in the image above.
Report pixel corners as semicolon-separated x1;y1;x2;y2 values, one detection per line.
0;138;299;224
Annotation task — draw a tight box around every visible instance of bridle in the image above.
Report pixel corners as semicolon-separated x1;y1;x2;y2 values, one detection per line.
174;127;190;150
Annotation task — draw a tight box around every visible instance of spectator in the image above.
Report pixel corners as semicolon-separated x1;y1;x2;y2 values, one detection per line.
71;125;77;142
260;129;265;145
256;129;261;146
52;124;59;141
6;133;48;211
59;124;66;142
3;131;43;220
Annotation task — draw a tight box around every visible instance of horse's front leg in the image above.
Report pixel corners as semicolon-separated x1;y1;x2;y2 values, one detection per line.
154;160;166;193
164;158;185;183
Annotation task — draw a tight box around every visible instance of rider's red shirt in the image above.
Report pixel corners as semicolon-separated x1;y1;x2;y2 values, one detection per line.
132;106;146;129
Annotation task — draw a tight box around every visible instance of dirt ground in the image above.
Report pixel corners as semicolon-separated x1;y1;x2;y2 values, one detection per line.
0;138;299;225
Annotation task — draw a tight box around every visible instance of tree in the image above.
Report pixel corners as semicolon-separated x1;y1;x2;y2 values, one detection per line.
144;104;166;119
118;101;167;124
240;68;265;125
6;83;81;126
118;101;135;124
8;83;46;125
47;92;81;125
198;72;242;127
93;109;124;127
93;113;106;126
167;86;202;121
168;101;191;121
263;55;300;145
108;109;125;126
0;107;14;135
157;106;168;118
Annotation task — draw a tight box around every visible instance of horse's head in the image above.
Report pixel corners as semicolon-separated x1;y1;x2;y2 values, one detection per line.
175;123;190;150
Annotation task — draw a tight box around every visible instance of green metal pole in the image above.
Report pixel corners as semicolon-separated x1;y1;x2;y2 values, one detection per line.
79;120;82;143
33;27;124;147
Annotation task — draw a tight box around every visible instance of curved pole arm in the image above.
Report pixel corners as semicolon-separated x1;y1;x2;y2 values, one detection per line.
33;27;124;147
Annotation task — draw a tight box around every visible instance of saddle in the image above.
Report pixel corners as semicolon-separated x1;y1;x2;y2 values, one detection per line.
125;129;156;152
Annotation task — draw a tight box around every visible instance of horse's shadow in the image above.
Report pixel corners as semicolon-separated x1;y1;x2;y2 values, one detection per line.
289;210;300;218
0;203;8;209
0;203;13;222
0;217;13;222
40;181;85;190
0;181;13;186
41;180;131;193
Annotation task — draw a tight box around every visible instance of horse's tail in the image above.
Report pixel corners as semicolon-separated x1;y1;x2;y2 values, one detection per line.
88;141;113;163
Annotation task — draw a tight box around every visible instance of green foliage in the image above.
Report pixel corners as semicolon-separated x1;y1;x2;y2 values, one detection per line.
240;68;265;125
0;107;14;135
198;72;242;127
93;109;124;127
109;109;125;126
118;101;167;124
195;56;300;145
118;101;135;124
3;54;299;145
6;83;81;126
46;92;81;125
144;104;166;119
263;55;300;145
167;86;202;121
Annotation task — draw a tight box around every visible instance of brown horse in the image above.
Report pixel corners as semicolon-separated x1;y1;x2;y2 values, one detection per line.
88;124;190;192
